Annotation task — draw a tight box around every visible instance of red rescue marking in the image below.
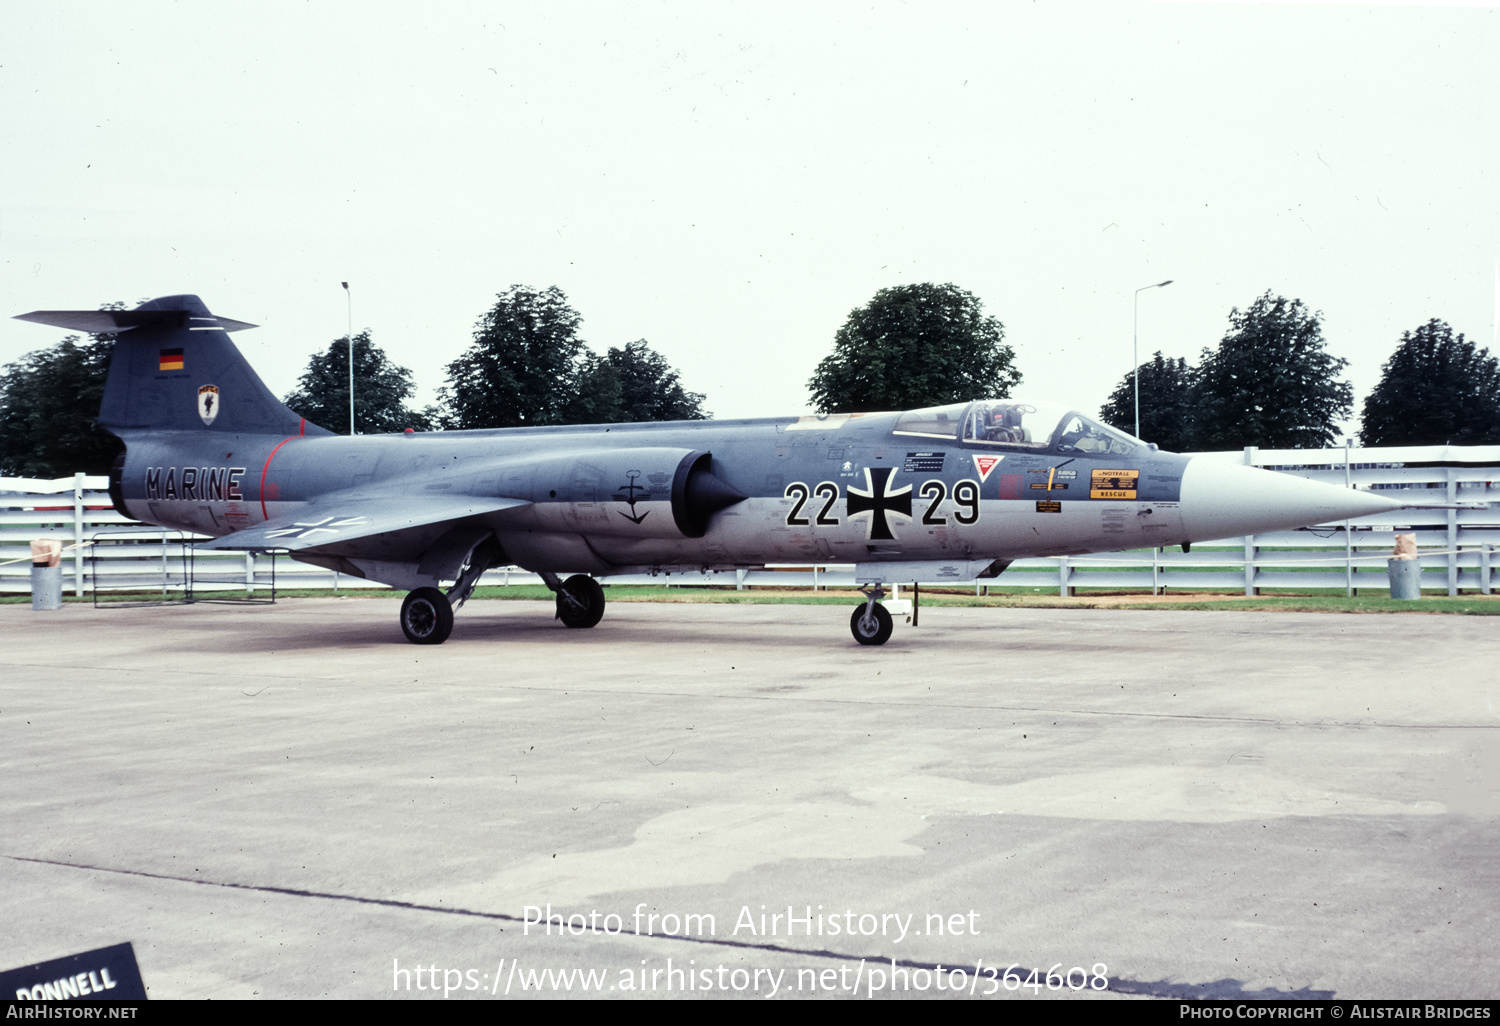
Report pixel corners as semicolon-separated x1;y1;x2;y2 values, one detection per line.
259;436;298;520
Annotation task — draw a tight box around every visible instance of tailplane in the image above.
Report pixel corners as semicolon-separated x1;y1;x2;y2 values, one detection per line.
15;294;329;437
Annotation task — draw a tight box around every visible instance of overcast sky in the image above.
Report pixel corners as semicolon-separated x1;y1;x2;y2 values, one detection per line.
3;1;1497;432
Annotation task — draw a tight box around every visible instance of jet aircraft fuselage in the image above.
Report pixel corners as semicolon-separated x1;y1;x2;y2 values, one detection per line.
116;412;1198;577
16;294;1400;645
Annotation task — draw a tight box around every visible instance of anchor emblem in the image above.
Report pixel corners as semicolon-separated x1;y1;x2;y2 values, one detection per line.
611;471;650;525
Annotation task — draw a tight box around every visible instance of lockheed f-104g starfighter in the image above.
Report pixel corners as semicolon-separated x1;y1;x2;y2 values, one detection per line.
15;295;1399;645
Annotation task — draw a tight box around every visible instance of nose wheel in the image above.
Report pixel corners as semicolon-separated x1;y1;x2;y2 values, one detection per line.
850;589;893;646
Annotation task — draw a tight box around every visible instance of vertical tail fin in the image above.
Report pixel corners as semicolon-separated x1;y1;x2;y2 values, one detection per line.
15;294;329;437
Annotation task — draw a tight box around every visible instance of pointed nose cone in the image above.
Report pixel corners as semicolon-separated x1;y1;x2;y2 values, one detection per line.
1180;458;1402;540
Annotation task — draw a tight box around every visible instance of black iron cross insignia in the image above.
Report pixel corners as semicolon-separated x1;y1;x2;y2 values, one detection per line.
845;466;912;540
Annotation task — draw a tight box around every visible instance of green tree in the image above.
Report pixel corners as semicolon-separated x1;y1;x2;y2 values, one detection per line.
1189;292;1352;450
440;285;585;429
808;283;1020;413
1359;319;1500;446
0;308;123;477
567;339;709;424
283;331;435;434
1099;352;1194;451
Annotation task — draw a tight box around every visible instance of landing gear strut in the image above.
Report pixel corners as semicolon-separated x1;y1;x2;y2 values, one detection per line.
850;586;893;646
446;537;500;613
541;572;606;629
399;535;499;645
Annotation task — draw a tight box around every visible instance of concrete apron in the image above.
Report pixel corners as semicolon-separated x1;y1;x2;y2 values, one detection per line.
1;599;1496;1000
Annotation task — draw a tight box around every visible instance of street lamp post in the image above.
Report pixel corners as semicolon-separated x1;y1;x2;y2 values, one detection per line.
342;282;354;436
1133;279;1174;440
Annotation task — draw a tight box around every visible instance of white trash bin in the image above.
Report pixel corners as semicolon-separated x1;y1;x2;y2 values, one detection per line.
31;564;63;610
1387;534;1421;601
1387;557;1422;600
29;538;64;611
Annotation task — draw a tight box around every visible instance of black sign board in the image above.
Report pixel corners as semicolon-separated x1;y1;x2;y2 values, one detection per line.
2;942;147;1000
902;451;946;473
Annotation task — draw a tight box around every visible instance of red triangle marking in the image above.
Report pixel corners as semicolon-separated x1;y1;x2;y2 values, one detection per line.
973;455;1001;482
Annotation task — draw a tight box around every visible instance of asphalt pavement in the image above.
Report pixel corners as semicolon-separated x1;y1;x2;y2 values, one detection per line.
2;597;1496;1000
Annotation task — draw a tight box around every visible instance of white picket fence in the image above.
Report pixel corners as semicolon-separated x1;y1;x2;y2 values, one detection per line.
4;442;1498;599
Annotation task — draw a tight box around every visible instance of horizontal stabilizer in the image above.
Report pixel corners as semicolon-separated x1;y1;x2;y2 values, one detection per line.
199;492;530;552
16;295;299;434
13;309;257;333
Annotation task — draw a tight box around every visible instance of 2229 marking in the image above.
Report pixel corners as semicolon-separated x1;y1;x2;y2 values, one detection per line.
785;478;981;527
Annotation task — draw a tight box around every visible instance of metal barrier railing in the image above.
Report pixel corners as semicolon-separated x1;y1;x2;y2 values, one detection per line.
5;446;1500;599
85;531;280;605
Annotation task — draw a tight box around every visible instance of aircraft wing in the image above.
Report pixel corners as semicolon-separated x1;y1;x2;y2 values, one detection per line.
198;492;530;552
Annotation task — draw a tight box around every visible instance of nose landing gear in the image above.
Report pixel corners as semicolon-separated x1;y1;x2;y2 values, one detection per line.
850;586;894;646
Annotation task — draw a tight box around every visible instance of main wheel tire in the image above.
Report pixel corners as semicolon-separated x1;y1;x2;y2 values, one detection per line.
850;602;893;646
556;574;605;629
401;586;454;645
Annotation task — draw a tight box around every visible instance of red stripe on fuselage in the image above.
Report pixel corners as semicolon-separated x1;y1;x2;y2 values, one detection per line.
259;436;298;520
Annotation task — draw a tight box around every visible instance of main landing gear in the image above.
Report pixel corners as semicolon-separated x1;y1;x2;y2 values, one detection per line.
850;586;894;646
399;568;606;645
399;535;497;645
543;572;606;629
401;587;454;645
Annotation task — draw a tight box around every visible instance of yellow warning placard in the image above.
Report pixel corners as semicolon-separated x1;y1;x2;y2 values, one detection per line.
1089;469;1139;500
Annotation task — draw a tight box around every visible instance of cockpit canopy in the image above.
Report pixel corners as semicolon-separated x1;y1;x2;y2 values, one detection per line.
892;399;1141;456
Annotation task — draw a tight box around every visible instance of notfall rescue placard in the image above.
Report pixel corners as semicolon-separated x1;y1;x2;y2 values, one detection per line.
1089;469;1139;500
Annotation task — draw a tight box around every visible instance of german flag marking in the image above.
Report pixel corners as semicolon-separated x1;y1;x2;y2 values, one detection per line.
159;348;184;371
